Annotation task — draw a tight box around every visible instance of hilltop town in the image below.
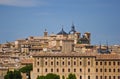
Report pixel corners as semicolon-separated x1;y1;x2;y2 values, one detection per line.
0;24;120;79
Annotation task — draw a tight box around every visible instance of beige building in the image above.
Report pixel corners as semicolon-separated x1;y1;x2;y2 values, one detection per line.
31;52;120;79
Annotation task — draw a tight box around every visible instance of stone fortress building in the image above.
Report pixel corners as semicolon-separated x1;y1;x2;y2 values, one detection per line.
0;23;120;79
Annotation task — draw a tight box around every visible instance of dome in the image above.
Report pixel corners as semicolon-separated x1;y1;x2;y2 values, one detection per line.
57;28;68;35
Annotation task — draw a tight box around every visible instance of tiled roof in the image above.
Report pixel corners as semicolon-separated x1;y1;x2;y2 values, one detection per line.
32;52;96;57
21;58;34;64
96;54;120;60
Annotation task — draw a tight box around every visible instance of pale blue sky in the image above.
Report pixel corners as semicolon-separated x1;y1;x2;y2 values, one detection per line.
0;0;120;45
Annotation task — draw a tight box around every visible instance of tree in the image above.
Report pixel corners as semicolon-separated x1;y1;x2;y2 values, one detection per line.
4;70;22;79
45;73;60;79
62;75;65;79
67;73;76;79
13;70;22;79
37;75;46;79
19;64;33;79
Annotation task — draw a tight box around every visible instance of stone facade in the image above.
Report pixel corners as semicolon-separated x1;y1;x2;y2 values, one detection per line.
31;53;120;79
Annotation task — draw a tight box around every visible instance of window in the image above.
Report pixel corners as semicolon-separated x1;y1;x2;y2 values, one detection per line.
80;68;82;72
68;68;70;72
62;69;64;72
51;57;53;60
118;69;120;72
118;76;120;79
96;76;98;79
96;69;98;72
113;76;115;79
80;61;82;65
105;76;107;79
109;69;111;72
113;69;115;72
96;62;98;65
37;62;39;65
88;61;90;65
37;68;39;72
88;68;90;72
100;76;102;79
51;62;53;65
62;62;64;65
80;76;82;79
88;76;90;79
109;62;111;65
105;69;107;72
104;62;107;65
57;68;59;72
100;62;102;65
45;57;47;60
74;69;76;72
45;68;47;72
51;68;53;72
118;62;120;65
113;61;116;65
100;68;102;72
74;61;76;65
57;62;59;65
68;61;70;65
109;76;111;79
45;62;47;65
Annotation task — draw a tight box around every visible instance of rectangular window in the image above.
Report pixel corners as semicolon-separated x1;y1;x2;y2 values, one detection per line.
100;62;102;65
104;62;107;65
88;61;90;65
105;76;107;79
51;68;53;72
88;68;90;72
68;68;70;72
96;62;98;65
113;76;115;79
57;69;59;72
62;69;64;72
96;69;98;72
68;61;70;65
100;68;102;72
80;76;82;79
109;62;111;65
113;61;116;65
45;68;47;72
80;68;82;72
74;61;76;65
109;76;111;79
74;69;76;72
37;68;39;72
88;76;90;79
100;76;102;79
96;76;98;79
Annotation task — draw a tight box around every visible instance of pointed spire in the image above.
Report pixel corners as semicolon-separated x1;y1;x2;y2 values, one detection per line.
69;22;76;34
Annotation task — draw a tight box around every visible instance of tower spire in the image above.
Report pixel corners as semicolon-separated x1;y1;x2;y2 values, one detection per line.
69;22;76;34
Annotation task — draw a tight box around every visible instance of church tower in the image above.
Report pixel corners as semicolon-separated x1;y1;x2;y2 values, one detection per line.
44;29;48;37
69;23;76;34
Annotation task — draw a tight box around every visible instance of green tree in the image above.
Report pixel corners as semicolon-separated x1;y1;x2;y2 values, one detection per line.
4;70;22;79
45;73;60;79
67;73;76;79
37;75;46;79
13;70;22;79
62;75;65;79
19;64;33;79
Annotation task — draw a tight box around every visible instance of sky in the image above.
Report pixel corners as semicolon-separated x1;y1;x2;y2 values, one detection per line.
0;0;120;45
